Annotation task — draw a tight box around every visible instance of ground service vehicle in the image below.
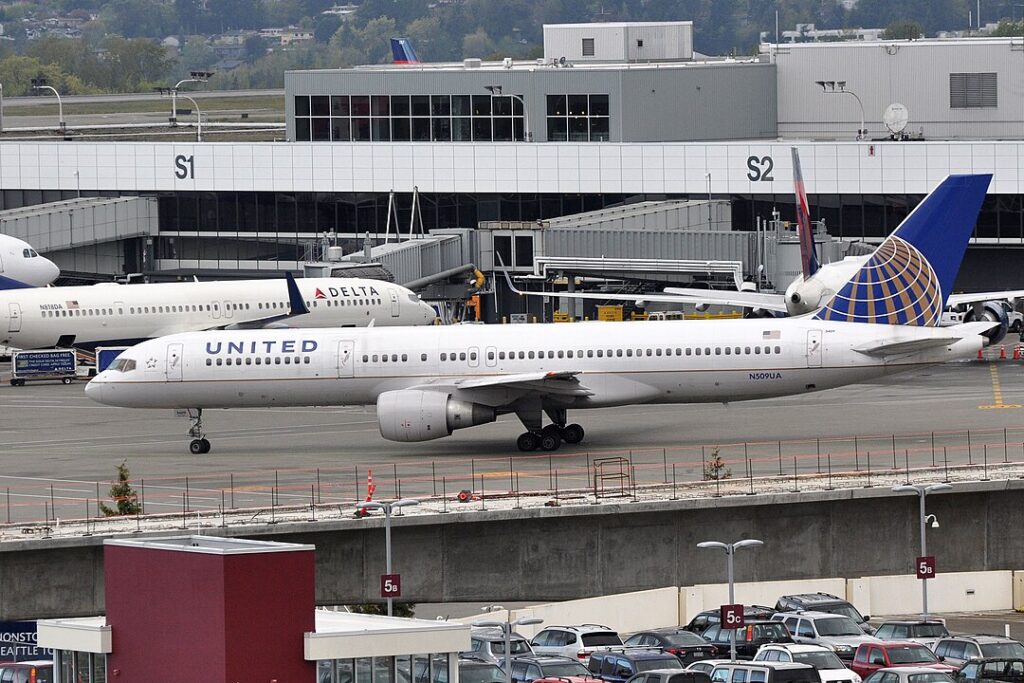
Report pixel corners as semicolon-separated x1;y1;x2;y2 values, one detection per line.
10;349;76;385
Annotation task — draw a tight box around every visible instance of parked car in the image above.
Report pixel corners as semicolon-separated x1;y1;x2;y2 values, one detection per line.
775;594;872;634
459;660;511;683
625;669;713;683
686;660;733;676
506;656;597;683
701;621;794;660
850;642;955;679
464;627;536;664
532;625;624;662
588;651;684;683
624;630;719;663
754;643;862;683
872;623;950;649
934;638;1024;669
861;668;955;683
0;661;54;683
954;658;1024;683
772;612;879;660
685;607;778;635
709;660;822;683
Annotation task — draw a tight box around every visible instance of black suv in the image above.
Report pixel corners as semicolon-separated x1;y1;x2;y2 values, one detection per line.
774;594;872;634
684;606;777;635
700;621;794;660
935;637;1024;668
954;658;1024;683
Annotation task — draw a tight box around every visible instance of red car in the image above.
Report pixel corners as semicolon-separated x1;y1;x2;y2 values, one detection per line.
851;642;957;678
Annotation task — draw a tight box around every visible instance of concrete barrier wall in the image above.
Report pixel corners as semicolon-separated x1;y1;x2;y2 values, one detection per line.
849;571;1014;616
681;579;847;624
511;588;681;638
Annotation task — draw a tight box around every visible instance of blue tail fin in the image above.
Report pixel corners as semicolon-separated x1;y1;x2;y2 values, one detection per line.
791;147;819;279
390;37;419;64
812;174;991;326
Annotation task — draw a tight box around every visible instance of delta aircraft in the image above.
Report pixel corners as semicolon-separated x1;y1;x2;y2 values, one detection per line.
88;173;997;455
1;274;436;351
0;234;59;289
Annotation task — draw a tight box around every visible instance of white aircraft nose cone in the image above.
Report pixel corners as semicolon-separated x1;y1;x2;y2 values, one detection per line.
44;259;60;283
84;378;107;404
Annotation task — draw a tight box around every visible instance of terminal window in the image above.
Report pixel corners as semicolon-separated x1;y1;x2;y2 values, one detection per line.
294;94;525;142
546;94;610;141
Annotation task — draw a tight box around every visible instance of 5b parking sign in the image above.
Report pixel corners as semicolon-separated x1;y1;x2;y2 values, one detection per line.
381;573;402;598
916;556;936;579
720;604;745;629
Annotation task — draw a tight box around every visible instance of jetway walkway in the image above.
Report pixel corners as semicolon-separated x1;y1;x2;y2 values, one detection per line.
0;197;159;253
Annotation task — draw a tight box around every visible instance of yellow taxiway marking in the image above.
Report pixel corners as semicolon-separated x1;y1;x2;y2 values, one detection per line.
979;363;1022;409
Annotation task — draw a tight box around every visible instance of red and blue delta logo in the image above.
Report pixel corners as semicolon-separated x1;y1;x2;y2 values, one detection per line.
313;285;380;301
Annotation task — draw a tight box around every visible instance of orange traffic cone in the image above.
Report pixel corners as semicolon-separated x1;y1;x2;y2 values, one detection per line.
978;348;985;360
1000;345;1007;360
1015;346;1022;361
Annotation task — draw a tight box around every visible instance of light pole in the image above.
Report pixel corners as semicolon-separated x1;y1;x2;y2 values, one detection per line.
892;483;951;618
30;77;64;132
159;70;214;125
473;614;544;683
485;85;531;142
358;498;419;616
815;80;866;140
178;93;204;142
706;172;713;229
697;539;764;662
1;82;5;134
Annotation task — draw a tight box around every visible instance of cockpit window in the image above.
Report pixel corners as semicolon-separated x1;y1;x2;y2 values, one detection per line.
23;248;39;258
110;358;136;373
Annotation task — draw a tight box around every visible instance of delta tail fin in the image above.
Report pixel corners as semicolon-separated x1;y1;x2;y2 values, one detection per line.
390;37;419;65
812;174;991;326
791;147;819;280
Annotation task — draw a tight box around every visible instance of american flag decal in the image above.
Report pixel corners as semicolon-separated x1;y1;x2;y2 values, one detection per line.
66;300;79;309
762;330;781;340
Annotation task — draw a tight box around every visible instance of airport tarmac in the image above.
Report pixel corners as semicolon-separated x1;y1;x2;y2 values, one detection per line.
1;358;1023;524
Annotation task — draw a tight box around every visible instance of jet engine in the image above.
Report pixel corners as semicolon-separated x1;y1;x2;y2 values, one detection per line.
963;301;1009;345
376;390;496;442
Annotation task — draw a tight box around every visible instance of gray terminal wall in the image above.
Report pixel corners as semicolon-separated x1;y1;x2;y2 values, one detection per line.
775;39;1024;140
285;62;777;143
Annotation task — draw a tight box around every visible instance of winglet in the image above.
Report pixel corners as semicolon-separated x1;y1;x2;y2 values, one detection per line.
791;147;819;279
286;272;310;316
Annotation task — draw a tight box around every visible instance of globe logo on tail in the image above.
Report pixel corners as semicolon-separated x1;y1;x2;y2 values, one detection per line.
813;236;942;326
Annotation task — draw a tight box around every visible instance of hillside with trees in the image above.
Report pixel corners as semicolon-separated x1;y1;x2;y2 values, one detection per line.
0;0;1020;93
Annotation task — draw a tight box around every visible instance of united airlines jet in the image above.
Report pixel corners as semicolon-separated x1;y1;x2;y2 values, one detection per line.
0;234;59;289
88;175;995;455
1;274;436;351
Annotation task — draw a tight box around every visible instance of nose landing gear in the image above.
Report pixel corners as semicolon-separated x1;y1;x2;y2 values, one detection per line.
185;408;211;454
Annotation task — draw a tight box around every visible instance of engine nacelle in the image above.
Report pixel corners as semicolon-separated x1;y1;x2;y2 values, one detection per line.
963;301;1009;345
376;390;496;442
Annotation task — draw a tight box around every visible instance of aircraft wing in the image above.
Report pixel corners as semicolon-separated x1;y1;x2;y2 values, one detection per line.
854;321;998;357
946;290;1024;307
661;287;789;312
409;370;593;403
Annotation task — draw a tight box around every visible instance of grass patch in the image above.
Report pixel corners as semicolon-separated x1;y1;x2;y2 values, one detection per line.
6;94;285;117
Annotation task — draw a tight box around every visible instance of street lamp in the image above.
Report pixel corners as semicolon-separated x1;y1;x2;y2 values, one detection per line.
358;498;420;616
472;614;544;683
892;483;951;618
31;77;64;132
485;85;531;142
815;80;866;140
177;93;204;142
158;70;214;125
697;539;764;662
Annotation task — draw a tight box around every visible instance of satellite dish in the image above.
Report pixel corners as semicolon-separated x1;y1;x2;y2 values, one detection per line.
883;103;909;135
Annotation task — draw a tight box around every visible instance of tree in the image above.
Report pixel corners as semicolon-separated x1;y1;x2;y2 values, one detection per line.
349;603;416;618
314;13;343;44
244;35;270;63
99;461;142;516
881;20;924;40
990;20;1024;37
462;28;495;58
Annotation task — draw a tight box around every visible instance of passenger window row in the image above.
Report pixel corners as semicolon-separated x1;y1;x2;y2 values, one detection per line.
357;345;785;366
205;356;313;366
42;308;118;317
300;298;382;309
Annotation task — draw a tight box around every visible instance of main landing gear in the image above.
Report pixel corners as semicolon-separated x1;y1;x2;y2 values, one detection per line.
185;408;211;454
515;407;585;452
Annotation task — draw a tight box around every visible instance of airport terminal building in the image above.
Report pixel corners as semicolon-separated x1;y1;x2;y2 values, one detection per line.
2;24;1024;290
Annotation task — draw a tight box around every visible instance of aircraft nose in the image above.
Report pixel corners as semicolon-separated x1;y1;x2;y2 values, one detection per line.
84;377;108;404
422;301;436;322
43;258;60;284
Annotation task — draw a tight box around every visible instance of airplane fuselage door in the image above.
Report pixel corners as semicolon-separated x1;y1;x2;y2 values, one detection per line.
0;252;5;273
167;342;183;381
8;303;21;332
337;340;354;378
390;289;400;317
807;329;822;368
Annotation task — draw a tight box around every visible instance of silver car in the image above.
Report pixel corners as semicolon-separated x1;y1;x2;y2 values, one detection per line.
464;627;535;665
773;612;880;661
860;667;954;683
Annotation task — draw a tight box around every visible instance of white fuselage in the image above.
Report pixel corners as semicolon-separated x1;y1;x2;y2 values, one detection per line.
0;277;435;350
86;317;983;412
0;234;60;289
